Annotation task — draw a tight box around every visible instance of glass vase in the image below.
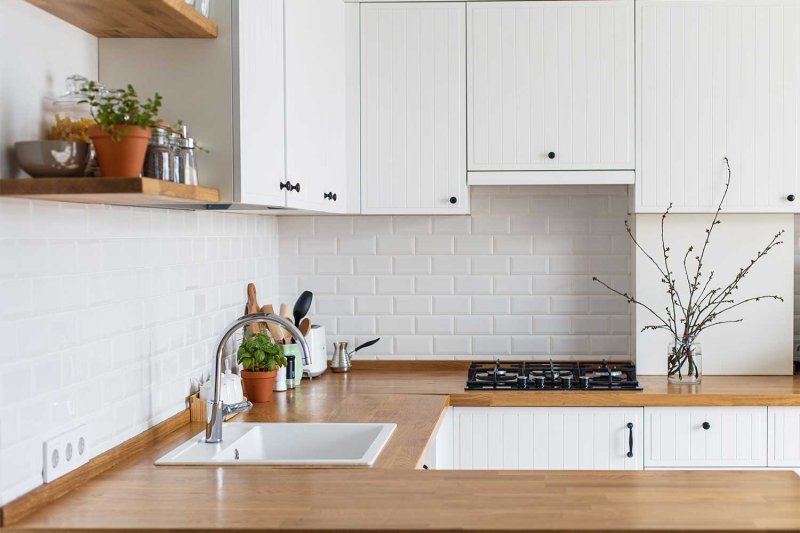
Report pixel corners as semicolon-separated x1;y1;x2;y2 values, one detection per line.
667;337;702;385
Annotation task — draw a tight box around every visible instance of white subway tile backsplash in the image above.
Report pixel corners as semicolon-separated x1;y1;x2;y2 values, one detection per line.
274;187;632;361
299;238;337;255
415;235;454;255
393;256;431;274
455;235;493;255
376;276;414;295
455;316;492;335
417;316;453;335
338;316;376;335
393;336;433;355
356;296;393;315
471;256;510;275
317;296;355;315
415;276;454;295
354;256;393;274
455;276;492;295
432;255;470;275
377;236;414;255
394;296;432;315
471;296;509;315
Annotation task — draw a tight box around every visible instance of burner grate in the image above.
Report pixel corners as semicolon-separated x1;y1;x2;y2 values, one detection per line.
465;360;642;391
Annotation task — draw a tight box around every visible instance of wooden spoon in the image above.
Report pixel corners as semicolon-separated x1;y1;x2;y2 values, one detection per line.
279;303;294;343
245;283;260;334
298;317;311;338
260;304;285;343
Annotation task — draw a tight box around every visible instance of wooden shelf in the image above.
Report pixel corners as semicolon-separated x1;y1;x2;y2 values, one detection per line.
26;0;218;38
0;177;220;206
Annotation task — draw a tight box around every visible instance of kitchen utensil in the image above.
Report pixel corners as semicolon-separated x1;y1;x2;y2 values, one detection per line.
292;291;313;326
304;325;327;377
245;283;259;334
279;303;294;343
14;140;90;177
260;304;285;343
298;318;311;338
330;338;380;373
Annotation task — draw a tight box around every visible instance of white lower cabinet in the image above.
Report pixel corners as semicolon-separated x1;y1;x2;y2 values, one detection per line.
644;407;768;468
450;407;643;470
768;407;800;468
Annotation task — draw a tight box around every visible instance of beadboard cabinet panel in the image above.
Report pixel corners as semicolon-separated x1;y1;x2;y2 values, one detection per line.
645;407;768;468
285;0;348;212
768;407;800;468
467;1;635;174
636;1;800;213
453;407;643;470
235;0;286;206
360;2;469;214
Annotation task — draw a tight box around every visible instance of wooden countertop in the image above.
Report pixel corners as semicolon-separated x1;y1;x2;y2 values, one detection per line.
6;364;800;532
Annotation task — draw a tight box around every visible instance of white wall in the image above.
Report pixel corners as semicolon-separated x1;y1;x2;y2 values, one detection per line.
635;214;794;375
278;185;633;360
0;0;97;177
0;0;281;505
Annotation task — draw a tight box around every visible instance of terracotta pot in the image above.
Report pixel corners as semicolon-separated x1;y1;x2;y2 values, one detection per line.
241;370;278;403
88;124;151;177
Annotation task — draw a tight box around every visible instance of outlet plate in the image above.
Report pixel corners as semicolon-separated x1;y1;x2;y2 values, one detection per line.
42;425;89;483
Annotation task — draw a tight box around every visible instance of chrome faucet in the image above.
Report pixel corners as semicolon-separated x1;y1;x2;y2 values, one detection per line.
206;312;312;443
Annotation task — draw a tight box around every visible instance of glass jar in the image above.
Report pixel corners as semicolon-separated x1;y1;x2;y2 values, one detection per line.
43;75;95;141
143;126;172;180
177;136;198;186
168;131;183;183
667;337;702;385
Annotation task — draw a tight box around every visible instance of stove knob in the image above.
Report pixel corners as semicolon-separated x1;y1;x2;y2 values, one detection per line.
533;375;546;390
579;376;591;389
518;375;528;390
561;375;573;389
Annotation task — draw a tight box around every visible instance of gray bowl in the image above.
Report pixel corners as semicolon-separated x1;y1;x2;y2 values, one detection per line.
14;140;90;177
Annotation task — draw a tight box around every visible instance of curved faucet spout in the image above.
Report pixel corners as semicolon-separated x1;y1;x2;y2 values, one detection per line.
206;312;311;443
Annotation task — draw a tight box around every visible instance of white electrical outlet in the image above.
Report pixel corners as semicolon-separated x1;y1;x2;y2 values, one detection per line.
42;425;89;483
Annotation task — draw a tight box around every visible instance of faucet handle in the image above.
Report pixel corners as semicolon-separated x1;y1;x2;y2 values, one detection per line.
222;400;253;416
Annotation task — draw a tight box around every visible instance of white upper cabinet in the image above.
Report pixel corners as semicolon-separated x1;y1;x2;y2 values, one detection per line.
636;1;800;213
284;0;348;213
360;3;469;214
100;0;348;212
467;1;635;184
236;0;286;207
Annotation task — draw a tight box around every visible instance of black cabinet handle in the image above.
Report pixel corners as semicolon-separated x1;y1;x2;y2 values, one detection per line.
702;421;711;430
626;422;634;458
788;194;796;202
324;192;337;201
449;196;457;204
280;181;300;192
548;151;556;160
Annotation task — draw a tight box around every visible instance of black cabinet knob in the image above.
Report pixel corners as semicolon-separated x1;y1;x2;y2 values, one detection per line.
702;422;711;430
449;196;457;204
788;194;796;202
280;181;300;192
548;151;556;159
323;192;337;201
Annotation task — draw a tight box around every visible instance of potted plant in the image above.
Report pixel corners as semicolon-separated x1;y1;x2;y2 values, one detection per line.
593;158;784;385
237;331;287;402
81;81;162;177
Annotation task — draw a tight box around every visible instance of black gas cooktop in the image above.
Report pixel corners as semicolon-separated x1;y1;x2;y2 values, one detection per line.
465;360;642;391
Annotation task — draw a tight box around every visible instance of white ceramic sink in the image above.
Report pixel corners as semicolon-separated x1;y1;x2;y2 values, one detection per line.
155;422;396;466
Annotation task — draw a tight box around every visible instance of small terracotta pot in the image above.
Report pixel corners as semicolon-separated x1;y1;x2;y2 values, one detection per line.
241;370;278;403
88;124;151;177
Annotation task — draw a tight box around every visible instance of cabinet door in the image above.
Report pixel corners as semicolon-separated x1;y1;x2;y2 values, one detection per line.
768;407;800;468
467;1;634;173
236;0;287;207
360;3;469;214
453;407;643;470
636;1;800;213
645;407;768;468
285;0;347;212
